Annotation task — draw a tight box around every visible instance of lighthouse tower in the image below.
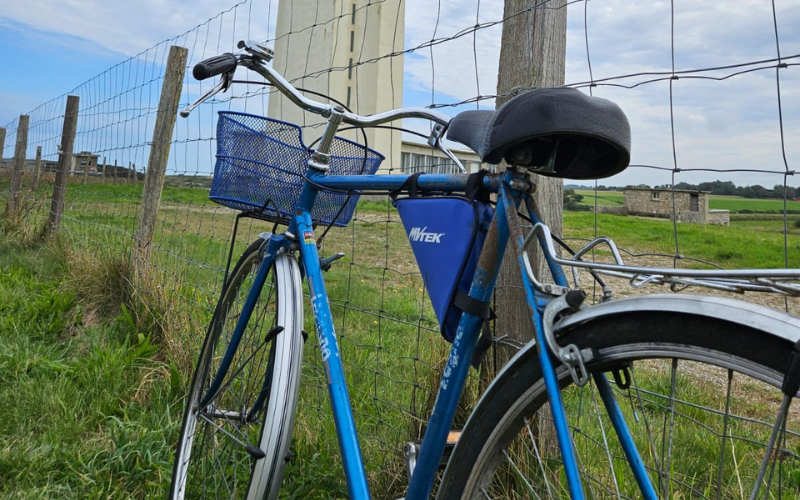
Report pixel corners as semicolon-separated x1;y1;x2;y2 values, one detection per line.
267;0;405;173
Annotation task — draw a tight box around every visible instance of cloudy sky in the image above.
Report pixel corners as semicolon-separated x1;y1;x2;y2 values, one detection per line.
0;0;797;187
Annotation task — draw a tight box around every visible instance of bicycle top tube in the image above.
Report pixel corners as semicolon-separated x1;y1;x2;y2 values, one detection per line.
308;171;503;195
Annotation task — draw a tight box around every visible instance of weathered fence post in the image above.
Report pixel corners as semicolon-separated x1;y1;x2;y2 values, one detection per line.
32;146;42;191
101;156;106;181
45;96;80;238
485;0;567;377
83;158;89;184
113;160;117;184
133;45;188;276
0;128;6;163
7;115;29;215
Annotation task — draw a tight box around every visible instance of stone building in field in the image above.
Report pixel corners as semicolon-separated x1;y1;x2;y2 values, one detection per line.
623;188;729;226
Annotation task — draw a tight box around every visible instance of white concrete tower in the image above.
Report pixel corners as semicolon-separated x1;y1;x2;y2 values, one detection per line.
267;0;405;173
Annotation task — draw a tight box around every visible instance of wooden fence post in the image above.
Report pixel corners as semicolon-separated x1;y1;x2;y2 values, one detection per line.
7;115;29;215
83;158;89;184
45;96;80;237
113;160;117;184
32;146;42;191
101;156;106;181
484;0;567;378
0;128;6;163
133;45;189;276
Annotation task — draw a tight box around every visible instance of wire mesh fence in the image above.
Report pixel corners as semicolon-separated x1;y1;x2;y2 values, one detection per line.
0;0;798;496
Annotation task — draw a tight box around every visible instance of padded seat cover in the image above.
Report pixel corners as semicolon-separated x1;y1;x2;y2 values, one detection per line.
446;87;631;179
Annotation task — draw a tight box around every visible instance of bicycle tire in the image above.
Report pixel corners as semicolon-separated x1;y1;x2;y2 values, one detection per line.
170;238;304;500
438;294;800;500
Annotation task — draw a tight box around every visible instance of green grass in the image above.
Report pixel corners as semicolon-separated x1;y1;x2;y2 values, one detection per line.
573;189;800;214
0;181;448;498
709;195;800;213
563;211;800;269
0;238;182;499
3;175;800;498
574;190;624;207
64;181;216;206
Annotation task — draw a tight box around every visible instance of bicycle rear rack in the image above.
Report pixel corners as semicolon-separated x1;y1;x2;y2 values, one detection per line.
522;223;800;297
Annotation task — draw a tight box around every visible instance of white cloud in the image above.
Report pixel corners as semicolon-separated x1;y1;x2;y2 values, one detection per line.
0;0;273;57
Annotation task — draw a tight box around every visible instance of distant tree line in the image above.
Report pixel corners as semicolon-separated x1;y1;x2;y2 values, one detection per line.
656;181;797;200
566;181;798;200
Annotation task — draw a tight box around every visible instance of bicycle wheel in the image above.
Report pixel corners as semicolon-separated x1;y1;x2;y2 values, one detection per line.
170;238;304;500
439;294;800;500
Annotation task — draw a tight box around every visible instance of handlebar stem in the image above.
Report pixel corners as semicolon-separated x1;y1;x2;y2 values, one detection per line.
309;106;347;171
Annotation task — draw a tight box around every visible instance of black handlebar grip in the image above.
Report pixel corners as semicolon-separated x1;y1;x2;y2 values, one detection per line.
193;53;237;81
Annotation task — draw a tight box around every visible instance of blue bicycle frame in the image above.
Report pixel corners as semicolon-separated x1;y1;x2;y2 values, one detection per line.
213;166;659;500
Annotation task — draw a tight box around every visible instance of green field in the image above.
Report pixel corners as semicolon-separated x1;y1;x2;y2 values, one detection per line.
573;189;624;206
563;211;800;269
709;194;800;213
573;189;800;213
3;178;800;498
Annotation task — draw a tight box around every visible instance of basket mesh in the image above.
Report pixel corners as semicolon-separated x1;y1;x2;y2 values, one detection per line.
211;111;384;226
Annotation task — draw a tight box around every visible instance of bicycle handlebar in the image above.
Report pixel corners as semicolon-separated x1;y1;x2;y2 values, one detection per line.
181;41;452;129
193;53;238;81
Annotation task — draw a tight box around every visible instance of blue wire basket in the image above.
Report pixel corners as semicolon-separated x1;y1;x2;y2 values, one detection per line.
210;111;384;226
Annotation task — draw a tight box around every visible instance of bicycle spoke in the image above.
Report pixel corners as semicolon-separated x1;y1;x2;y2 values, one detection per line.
524;417;554;499
627;366;664;483
750;394;793;500
587;380;621;500
660;358;679;499
502;449;543;500
716;369;734;500
200;300;274;422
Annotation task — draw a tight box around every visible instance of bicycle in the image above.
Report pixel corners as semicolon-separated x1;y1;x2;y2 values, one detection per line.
170;40;800;500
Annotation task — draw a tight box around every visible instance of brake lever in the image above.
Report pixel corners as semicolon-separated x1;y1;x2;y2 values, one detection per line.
428;124;466;173
179;71;234;118
237;40;274;62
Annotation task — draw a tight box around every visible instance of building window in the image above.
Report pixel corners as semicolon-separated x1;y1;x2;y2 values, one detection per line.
351;3;356;24
400;152;463;174
350;31;355;52
651;191;660;201
346;87;352;108
348;58;353;79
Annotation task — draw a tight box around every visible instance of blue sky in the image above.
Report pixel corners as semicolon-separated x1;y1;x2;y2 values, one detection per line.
1;0;798;187
0;20;125;127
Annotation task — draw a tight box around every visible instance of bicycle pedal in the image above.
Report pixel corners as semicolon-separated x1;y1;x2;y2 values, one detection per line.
404;431;461;481
441;431;461;467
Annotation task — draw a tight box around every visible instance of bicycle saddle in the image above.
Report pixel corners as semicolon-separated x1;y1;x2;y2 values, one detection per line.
446;87;630;179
